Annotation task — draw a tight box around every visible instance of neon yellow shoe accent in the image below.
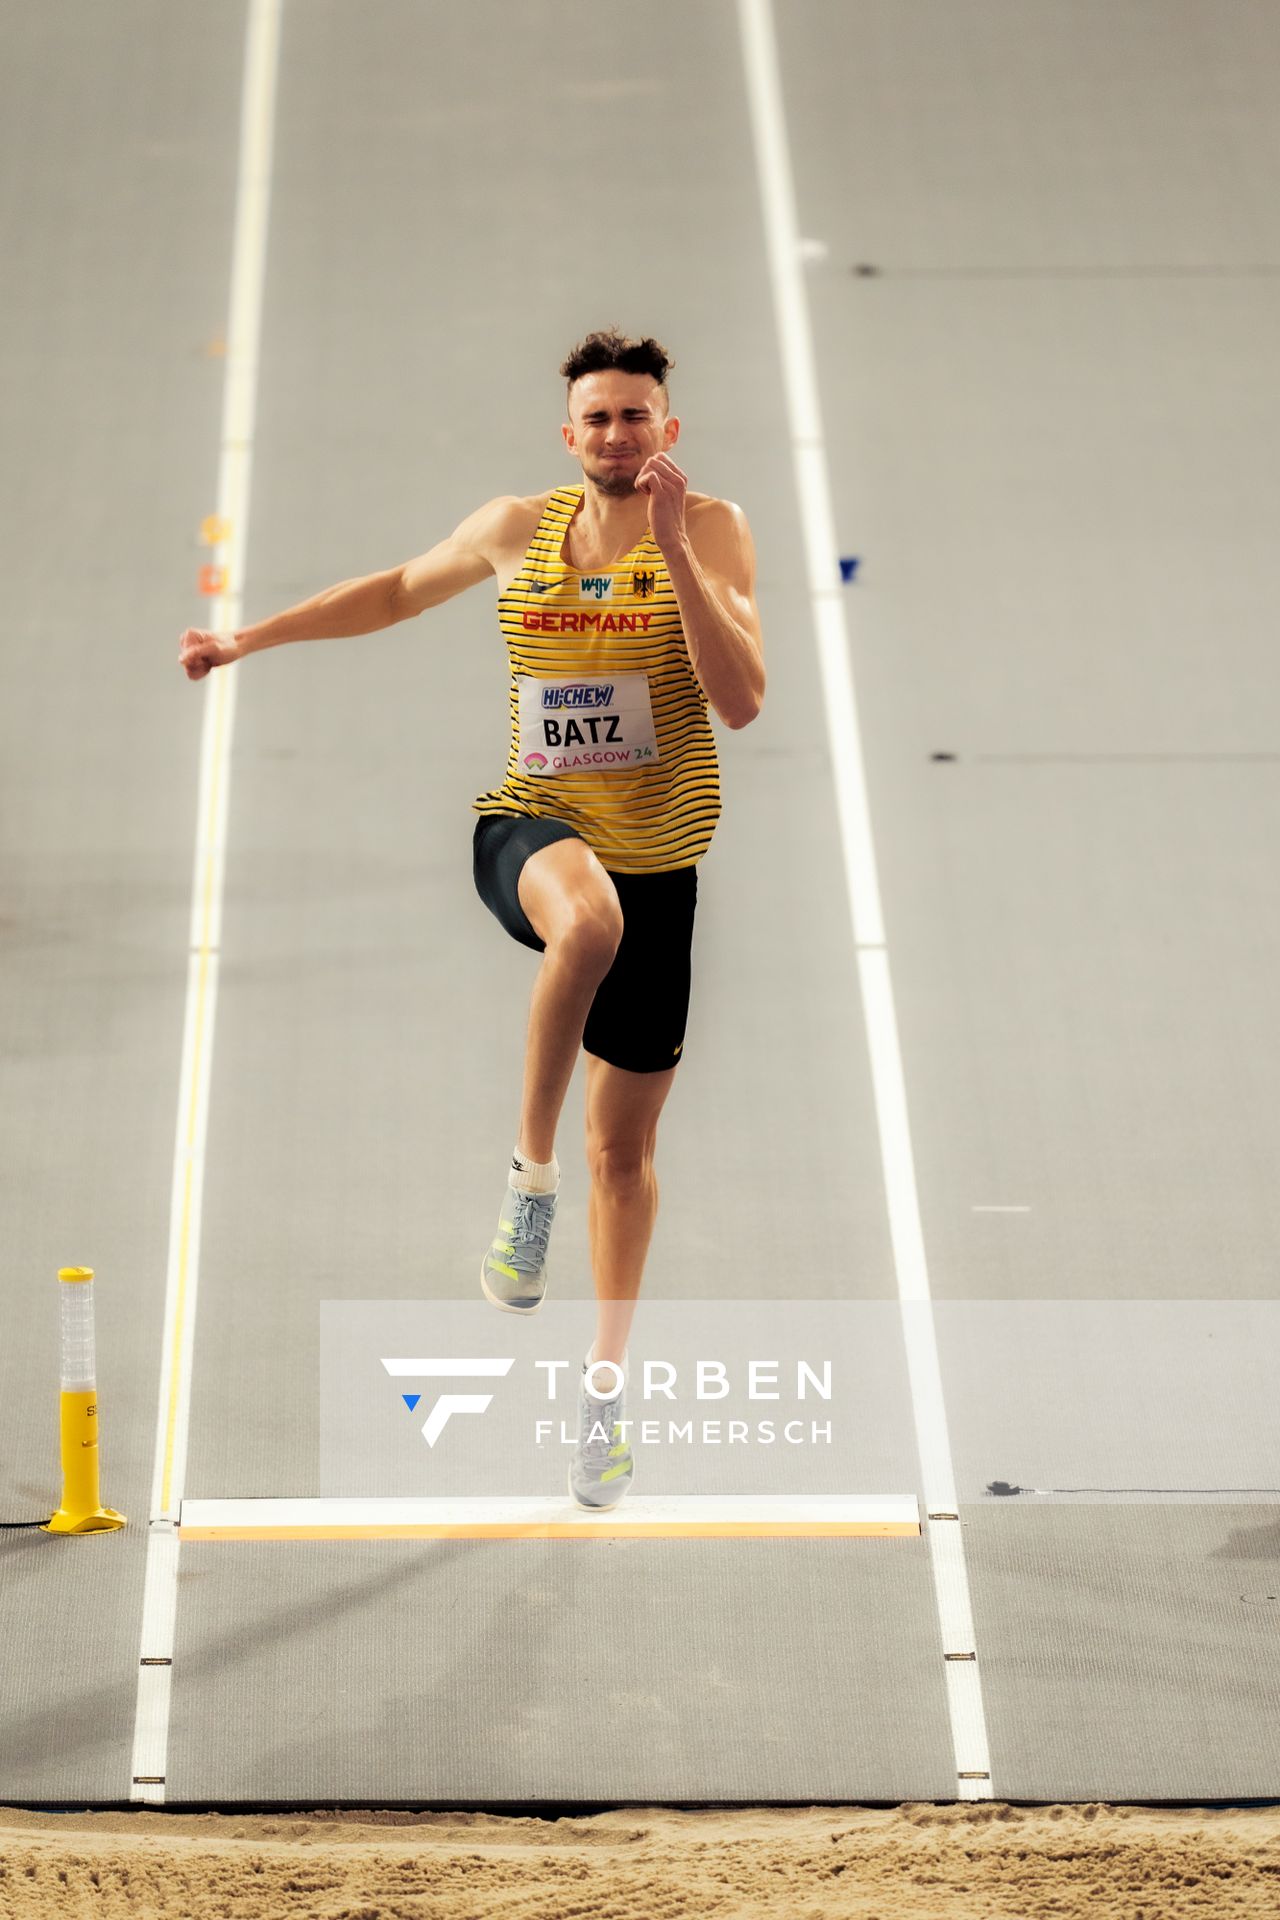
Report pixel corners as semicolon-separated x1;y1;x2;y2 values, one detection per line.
490;1261;520;1281
499;1218;515;1231
601;1458;631;1482
492;1238;514;1254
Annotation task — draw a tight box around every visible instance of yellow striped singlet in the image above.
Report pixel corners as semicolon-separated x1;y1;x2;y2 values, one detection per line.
470;484;722;874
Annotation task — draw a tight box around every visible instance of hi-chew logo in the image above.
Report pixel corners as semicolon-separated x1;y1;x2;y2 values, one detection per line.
381;1356;513;1445
541;683;615;709
580;575;613;601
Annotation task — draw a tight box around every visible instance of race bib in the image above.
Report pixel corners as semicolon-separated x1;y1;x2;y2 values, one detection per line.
517;672;660;777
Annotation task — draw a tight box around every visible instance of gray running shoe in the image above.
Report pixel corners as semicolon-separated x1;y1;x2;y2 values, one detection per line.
479;1178;557;1313
568;1353;634;1508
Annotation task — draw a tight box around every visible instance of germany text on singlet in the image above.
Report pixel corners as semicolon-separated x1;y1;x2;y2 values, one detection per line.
470;484;722;874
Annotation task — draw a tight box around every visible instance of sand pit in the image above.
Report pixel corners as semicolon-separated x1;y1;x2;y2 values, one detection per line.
1;1800;1278;1917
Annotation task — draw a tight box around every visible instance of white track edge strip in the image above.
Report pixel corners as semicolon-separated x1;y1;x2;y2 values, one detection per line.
129;0;283;1804
735;0;994;1795
178;1494;921;1536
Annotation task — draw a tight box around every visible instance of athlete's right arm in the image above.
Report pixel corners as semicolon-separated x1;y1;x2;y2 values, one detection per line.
178;497;517;679
389;494;520;621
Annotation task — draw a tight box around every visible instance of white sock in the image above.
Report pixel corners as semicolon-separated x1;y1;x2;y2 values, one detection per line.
510;1145;559;1195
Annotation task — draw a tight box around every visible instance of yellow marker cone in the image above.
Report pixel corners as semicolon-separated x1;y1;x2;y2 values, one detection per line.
44;1268;126;1535
199;513;231;546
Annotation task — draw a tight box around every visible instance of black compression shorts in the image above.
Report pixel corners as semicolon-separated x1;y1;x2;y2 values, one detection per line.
472;812;698;1074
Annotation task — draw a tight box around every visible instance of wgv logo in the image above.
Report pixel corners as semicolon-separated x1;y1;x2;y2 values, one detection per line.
381;1356;513;1446
580;574;613;601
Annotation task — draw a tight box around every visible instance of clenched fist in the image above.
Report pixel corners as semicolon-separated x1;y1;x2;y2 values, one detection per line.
179;627;242;680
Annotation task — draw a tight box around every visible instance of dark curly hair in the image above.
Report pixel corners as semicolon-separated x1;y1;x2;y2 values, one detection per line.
560;326;674;422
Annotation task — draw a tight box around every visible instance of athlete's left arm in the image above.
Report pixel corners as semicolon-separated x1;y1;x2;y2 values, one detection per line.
665;501;766;730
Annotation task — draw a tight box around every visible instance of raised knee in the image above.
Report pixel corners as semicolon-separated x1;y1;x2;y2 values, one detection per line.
555;900;624;972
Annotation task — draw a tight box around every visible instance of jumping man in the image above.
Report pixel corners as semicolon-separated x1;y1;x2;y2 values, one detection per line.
178;326;766;1510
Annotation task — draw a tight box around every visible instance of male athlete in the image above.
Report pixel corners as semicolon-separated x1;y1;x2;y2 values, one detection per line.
179;327;765;1509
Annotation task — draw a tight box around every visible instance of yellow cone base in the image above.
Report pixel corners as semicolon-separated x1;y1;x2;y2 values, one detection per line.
45;1506;127;1534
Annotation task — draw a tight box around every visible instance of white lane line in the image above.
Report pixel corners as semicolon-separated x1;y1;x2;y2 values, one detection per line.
735;0;995;1796
130;0;283;1804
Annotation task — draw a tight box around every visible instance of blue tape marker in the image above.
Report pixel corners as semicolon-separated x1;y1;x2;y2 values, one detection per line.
839;556;860;582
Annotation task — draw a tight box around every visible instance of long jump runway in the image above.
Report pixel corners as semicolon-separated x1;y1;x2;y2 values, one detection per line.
2;0;1279;1809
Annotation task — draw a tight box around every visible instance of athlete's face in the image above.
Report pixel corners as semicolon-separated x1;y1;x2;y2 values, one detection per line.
563;372;678;497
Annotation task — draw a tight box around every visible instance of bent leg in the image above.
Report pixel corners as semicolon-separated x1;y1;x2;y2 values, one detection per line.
513;838;624;1164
